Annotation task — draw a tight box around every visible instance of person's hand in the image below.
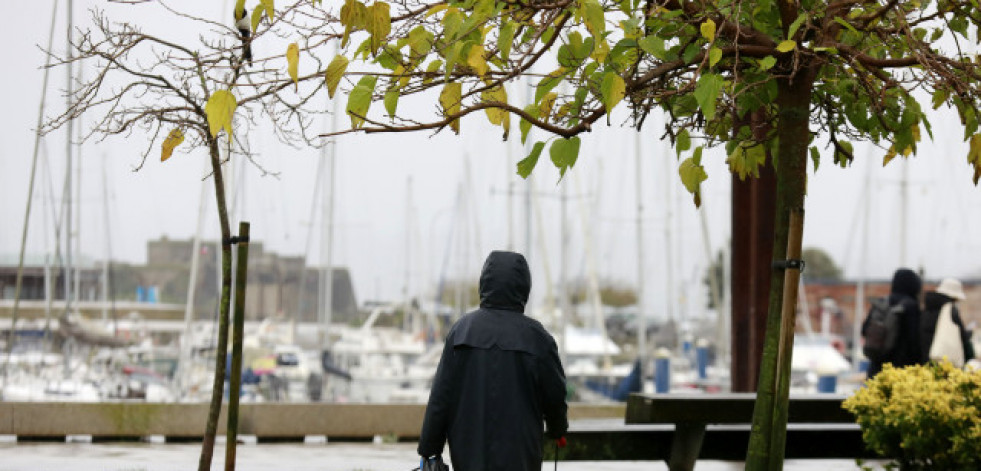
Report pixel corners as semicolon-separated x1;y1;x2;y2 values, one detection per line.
555;436;567;448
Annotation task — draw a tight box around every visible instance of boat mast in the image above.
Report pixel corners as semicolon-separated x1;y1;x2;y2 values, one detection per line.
320;56;340;346
852;151;873;370
3;0;61;387
63;0;74;316
635;132;647;370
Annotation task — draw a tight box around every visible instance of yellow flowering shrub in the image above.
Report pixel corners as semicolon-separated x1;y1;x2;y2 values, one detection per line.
843;362;981;470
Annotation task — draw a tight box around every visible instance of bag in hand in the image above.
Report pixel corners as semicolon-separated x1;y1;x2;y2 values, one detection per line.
929;302;965;368
421;456;449;471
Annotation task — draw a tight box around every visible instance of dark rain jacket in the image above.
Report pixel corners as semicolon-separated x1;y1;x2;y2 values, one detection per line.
920;291;975;363
864;268;923;378
417;251;568;471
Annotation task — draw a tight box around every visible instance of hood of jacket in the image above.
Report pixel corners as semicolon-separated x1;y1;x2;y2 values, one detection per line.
478;251;531;313
924;290;954;311
891;268;922;299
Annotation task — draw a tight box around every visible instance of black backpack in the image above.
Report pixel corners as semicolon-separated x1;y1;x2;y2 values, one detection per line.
863;297;905;362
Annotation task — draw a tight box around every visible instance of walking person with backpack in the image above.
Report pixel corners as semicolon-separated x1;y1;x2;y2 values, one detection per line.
921;277;975;368
862;268;924;378
417;251;568;471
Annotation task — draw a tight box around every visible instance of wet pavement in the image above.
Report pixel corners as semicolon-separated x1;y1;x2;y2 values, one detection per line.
0;440;884;470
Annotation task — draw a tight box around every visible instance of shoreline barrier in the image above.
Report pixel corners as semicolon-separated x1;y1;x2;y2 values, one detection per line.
0;402;624;443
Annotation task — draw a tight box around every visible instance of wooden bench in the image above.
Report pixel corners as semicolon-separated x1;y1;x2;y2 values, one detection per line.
612;392;875;470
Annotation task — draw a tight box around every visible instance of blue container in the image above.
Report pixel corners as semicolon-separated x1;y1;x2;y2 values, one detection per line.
695;346;709;380
654;356;671;393
816;374;837;393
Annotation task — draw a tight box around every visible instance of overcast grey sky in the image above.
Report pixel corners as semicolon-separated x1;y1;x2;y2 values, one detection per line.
3;1;981;320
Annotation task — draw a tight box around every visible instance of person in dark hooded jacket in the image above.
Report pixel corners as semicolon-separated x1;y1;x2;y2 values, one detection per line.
863;268;923;378
920;277;975;365
417;251;568;471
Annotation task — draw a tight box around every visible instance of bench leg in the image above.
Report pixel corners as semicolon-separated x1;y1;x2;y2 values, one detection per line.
667;422;706;471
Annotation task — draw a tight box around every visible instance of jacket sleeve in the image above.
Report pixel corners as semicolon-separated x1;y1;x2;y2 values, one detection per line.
417;339;456;457
952;305;976;361
539;335;568;439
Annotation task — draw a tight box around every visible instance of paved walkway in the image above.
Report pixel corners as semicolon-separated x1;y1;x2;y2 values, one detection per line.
0;440;883;471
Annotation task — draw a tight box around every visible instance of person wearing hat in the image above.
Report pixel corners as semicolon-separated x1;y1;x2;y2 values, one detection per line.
920;277;975;365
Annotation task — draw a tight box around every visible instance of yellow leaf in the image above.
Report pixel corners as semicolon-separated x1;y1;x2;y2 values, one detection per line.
368;2;391;53
776;40;796;53
251;6;264;32
482;85;508;126
205;89;238;143
700;19;716;42
325;55;349;99
539;92;557;121
234;0;247;19
260;0;275;21
439;83;462;134
883;146;897;166
160;128;184;162
968;134;981;184
467;45;488;77
286;43;300;91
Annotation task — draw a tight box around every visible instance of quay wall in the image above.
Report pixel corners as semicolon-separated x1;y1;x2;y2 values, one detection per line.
0;402;624;442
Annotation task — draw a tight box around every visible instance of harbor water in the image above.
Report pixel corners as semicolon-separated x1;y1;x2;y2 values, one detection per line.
0;440;884;470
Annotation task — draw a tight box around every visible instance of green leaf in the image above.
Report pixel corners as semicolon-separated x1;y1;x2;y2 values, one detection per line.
678;155;707;207
549;136;582;178
676;129;691;156
424;59;442;84
439;82;462;134
932;89;949;110
776;40;796;53
384;87;399;117
700;19;716;42
726;143;766;180
600;71;626;115
520;104;538;144
810;146;820;172
346;76;376;129
407;26;434;58
693;73;723;121
638;36;667;60
709;47;722;67
758;56;776;71
581;0;605;38
205;89;237;143
517;141;545;178
787;13;806;39
324;55;349;99
498;21;515;61
834;17;859;35
536;69;566;103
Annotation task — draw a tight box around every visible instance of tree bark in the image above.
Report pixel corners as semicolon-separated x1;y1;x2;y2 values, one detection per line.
225;222;250;471
744;74;814;470
199;137;234;471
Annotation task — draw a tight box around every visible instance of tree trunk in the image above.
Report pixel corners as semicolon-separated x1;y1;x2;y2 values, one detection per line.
744;74;814;470
199;137;234;471
225;222;250;471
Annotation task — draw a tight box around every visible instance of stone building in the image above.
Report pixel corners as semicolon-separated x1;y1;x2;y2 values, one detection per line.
0;237;358;325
